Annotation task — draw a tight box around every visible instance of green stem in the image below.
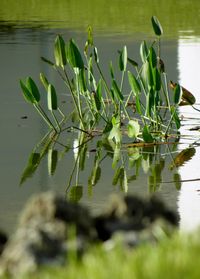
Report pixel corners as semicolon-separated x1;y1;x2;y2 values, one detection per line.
51;110;61;132
165;106;177;135
63;68;85;129
163;73;171;110
34;104;57;132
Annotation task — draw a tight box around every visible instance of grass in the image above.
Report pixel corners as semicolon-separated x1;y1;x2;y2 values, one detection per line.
13;230;200;279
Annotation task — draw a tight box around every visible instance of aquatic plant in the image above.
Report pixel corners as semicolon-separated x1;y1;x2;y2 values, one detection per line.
20;16;196;145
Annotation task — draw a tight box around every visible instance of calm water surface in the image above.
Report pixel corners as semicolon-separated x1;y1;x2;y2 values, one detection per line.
1;1;200;234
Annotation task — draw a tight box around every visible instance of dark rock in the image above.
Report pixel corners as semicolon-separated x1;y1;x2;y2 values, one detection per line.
94;194;178;241
0;192;95;277
0;192;178;277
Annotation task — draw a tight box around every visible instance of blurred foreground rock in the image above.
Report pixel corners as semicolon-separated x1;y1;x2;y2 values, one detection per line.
0;192;178;277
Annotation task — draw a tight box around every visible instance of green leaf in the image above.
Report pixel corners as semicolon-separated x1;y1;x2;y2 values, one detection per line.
128;71;141;95
20;80;35;104
54;35;67;67
88;165;101;186
153;68;161;91
127;120;140;138
119;46;127;71
48;149;58;176
109;126;122;144
69;186;83;202
128;148;140;167
172;107;181;129
94;47;99;64
142;125;154;142
149;47;157;68
109;117;121;144
20;152;40;185
79;144;87;171
140;41;148;63
112;144;121;169
127;57;138;67
112;167;123;185
40;73;49;92
94;79;102;111
146;61;154;88
112;79;124;101
67;39;84;69
41;56;55;66
151;16;163;36
110;61;115;79
26;77;40;103
48;84;58;111
174;83;182;105
78;69;87;92
87;25;93;46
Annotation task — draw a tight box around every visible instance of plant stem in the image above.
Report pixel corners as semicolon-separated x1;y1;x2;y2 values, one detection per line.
34;104;57;132
51;110;61;132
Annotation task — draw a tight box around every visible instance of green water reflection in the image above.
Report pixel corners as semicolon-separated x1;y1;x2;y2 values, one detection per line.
1;0;200;38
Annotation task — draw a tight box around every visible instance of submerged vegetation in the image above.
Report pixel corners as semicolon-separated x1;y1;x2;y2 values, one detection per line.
19;17;198;196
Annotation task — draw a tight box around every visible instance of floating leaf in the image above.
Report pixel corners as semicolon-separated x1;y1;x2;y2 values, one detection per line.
54;35;67;67
67;39;84;69
151;16;163;36
119;46;127;71
127;120;140;138
48;84;58;111
170;147;195;170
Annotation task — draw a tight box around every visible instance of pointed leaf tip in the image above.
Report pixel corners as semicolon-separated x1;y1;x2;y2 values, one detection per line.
151;16;163;36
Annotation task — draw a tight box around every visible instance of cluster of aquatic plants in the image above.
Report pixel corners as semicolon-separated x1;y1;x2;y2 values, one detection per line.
19;16;196;145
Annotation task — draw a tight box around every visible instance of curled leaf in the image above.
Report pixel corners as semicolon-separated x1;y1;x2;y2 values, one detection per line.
170;147;196;169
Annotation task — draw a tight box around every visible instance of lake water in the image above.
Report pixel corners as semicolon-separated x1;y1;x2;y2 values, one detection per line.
1;0;200;234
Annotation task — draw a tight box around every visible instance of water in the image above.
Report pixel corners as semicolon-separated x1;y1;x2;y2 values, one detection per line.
1;0;200;234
